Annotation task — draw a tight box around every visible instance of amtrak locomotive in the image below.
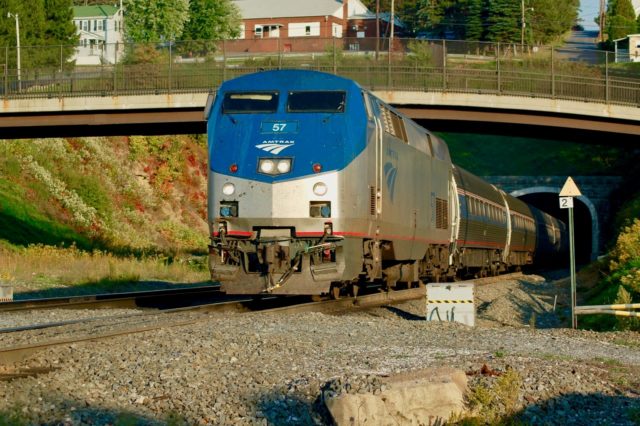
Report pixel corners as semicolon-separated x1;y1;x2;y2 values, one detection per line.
206;70;567;296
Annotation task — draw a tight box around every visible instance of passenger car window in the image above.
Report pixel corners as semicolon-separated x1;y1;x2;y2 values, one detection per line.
287;91;346;113
222;92;279;114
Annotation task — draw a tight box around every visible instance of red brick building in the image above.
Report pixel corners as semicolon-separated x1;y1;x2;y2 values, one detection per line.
233;0;362;39
229;0;404;53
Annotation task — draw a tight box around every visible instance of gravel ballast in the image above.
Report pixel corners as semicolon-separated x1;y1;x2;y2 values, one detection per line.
1;274;639;425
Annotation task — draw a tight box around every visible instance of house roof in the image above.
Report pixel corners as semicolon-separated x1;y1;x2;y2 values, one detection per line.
232;0;368;19
73;5;119;19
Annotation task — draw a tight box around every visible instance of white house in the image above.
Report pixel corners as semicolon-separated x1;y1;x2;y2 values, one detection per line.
614;34;640;62
72;2;124;65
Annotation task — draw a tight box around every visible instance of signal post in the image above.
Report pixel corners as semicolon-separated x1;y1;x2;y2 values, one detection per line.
559;177;582;329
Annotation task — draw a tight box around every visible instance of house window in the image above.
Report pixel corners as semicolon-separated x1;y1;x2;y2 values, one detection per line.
305;26;311;36
83;20;88;31
254;26;263;38
98;20;103;31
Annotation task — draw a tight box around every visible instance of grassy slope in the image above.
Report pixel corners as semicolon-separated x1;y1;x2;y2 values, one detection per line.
0;135;209;255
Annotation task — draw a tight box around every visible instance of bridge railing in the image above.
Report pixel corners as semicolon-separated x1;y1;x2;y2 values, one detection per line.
1;38;638;108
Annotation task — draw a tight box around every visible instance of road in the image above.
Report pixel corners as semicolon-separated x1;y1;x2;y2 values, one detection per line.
556;30;604;64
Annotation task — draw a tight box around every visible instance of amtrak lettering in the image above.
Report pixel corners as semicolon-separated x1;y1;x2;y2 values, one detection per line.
255;140;295;155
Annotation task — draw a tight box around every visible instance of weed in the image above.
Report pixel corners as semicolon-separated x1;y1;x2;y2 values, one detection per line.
462;368;523;424
627;406;640;424
594;357;622;367
494;351;505;358
0;409;28;426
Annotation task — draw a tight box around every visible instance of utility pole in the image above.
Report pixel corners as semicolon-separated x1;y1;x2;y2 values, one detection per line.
521;0;525;46
7;12;20;92
375;0;380;60
599;0;606;43
390;0;395;40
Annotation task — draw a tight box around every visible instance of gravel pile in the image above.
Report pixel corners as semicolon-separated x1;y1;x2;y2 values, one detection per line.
0;274;639;425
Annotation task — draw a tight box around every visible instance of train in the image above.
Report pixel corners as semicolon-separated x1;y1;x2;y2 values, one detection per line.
206;70;567;297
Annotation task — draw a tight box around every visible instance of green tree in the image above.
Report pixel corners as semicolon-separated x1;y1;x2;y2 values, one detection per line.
465;0;485;40
606;0;637;41
486;0;520;42
44;0;79;67
123;0;189;42
181;0;240;41
0;0;77;68
530;0;578;44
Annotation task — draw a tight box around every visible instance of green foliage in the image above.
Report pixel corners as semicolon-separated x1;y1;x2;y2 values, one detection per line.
532;0;579;44
414;0;577;43
123;0;190;43
181;0;240;44
463;368;523;424
0;0;78;68
583;219;640;331
607;0;637;42
0;134;208;255
0;409;28;426
486;0;520;43
407;39;435;66
441;133;624;176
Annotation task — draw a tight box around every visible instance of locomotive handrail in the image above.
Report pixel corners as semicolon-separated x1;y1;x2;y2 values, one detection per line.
1;37;638;109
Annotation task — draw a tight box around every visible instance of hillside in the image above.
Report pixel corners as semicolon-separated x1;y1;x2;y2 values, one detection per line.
0;135;209;255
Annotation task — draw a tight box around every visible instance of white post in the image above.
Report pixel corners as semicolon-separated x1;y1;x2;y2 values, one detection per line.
7;12;20;92
559;176;582;329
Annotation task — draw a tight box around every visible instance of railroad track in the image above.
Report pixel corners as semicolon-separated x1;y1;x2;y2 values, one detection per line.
0;285;223;312
0;273;526;369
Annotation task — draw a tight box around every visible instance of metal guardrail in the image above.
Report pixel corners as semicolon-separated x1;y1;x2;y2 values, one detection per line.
576;303;640;317
0;38;638;108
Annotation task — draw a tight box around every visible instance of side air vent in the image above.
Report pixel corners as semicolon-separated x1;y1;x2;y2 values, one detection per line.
370;186;376;215
436;198;448;229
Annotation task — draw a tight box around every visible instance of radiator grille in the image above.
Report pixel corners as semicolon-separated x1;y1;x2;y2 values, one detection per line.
370;186;376;215
436;198;448;229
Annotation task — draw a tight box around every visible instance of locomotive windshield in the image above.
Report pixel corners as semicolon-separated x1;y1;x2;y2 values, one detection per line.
222;92;279;114
287;91;346;113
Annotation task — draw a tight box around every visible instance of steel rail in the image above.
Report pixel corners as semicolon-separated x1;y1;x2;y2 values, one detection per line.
0;285;221;312
0;273;537;367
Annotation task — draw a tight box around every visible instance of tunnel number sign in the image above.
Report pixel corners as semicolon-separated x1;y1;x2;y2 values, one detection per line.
559;197;574;209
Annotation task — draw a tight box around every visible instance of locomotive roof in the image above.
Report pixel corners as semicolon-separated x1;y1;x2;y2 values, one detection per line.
219;70;361;92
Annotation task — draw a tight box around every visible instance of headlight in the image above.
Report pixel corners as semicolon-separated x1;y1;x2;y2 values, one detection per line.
313;182;328;196
222;182;235;195
276;159;291;173
258;158;292;175
259;159;275;174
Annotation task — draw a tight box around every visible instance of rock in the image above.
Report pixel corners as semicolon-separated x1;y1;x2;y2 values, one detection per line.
325;367;467;425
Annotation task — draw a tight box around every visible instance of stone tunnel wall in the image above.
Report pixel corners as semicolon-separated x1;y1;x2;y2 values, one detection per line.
483;176;624;259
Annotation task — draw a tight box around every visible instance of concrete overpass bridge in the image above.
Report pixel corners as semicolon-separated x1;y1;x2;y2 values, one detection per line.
0;37;638;140
1;90;639;140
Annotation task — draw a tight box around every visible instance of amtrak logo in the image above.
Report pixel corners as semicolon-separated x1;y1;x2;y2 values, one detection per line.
384;162;398;202
384;147;399;202
255;140;295;155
